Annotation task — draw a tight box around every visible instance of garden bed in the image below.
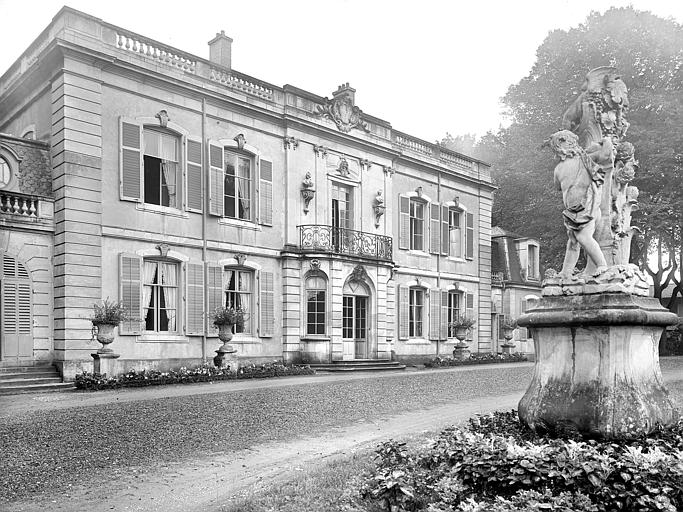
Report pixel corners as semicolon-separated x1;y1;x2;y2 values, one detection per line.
361;410;683;511
424;353;528;368
75;362;315;391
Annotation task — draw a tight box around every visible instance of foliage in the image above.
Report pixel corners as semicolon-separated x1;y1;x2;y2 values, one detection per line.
89;298;129;325
424;353;527;368
361;410;683;512
211;306;246;328
74;361;315;390
448;316;477;330
452;8;683;281
501;317;518;330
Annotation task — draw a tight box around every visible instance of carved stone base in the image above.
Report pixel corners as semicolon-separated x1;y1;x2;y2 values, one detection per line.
542;264;649;297
518;293;678;439
91;352;121;377
452;342;470;361
500;343;516;355
214;345;239;372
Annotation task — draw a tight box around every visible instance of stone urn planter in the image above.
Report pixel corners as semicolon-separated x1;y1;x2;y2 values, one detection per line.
500;324;517;355
95;323;117;354
89;298;128;374
450;320;475;361
211;306;245;371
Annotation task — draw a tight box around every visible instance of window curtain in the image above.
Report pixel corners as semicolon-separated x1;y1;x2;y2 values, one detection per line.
160;262;177;331
161;161;176;208
237;159;250;218
142;261;157;323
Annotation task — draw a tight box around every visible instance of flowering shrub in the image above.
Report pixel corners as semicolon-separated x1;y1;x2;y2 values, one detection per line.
75;361;315;391
425;352;527;368
211;306;246;328
361;410;683;512
89;298;130;325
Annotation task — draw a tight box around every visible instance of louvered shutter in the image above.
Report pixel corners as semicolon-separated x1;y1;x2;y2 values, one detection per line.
185;261;204;335
206;263;223;336
120;119;142;201
119;253;142;334
440;290;449;340
429;204;440;254
259;159;273;226
465;212;475;260
208;141;224;216
398;285;409;340
399;196;410;250
429;288;441;340
2;282;17;335
465;292;475;341
441;206;449;255
186;137;203;212
259;271;275;337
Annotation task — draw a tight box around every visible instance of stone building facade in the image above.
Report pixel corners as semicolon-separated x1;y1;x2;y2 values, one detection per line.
0;7;495;378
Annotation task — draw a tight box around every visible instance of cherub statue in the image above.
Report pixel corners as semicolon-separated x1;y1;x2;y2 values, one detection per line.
548;130;614;277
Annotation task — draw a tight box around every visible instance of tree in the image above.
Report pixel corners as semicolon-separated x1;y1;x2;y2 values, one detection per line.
471;7;683;303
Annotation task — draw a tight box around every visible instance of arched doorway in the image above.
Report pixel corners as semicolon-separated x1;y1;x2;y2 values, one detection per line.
342;279;371;359
1;254;33;363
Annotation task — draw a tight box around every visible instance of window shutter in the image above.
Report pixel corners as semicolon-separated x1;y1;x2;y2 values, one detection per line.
206;263;223;336
441;206;449;256
259;159;273;226
429;204;440;254
398;285;409;340
259;270;275;337
440;290;449;340
208;141;224;216
186;137;203;212
399;196;410;250
465;212;475;259
185;261;204;335
120;119;142;202
465;292;475;341
429;288;441;340
119;253;142;334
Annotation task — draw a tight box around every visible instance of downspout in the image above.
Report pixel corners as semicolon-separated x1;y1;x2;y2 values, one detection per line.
201;98;208;362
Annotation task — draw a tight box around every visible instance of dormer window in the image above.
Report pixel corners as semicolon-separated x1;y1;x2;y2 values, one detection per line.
527;243;540;280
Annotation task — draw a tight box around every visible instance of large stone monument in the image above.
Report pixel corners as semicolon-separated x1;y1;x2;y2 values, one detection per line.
518;67;679;438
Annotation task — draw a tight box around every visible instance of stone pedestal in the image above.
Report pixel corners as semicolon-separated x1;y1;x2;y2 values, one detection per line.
452;342;470;361
91;352;120;376
500;342;516;355
214;346;239;372
518;293;678;439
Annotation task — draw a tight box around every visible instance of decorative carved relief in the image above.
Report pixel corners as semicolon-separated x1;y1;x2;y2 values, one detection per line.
155;110;170;128
313;145;328;158
234;253;247;266
233;133;246;150
383;165;395;177
310;259;321;271
337;156;350;177
283;136;299;150
360;159;371;172
415;186;423;198
373;190;385;228
348;264;369;284
156;243;171;257
301;172;315;214
317;83;370;133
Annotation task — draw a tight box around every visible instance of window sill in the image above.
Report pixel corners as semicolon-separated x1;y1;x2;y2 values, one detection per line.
407;250;431;258
231;334;260;344
406;338;432;345
447;256;466;263
137;333;189;343
136;202;189;218
217;217;261;231
301;336;331;342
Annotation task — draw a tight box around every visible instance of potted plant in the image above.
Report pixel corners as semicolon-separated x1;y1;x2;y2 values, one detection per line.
449;315;477;342
211;306;246;366
501;317;518;354
90;298;129;354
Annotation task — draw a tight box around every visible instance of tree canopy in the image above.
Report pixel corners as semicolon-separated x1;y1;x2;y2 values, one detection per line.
445;7;683;304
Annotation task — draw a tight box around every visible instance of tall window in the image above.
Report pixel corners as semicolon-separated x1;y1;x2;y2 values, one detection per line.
409;200;425;251
225;269;253;334
409;288;424;337
0;157;10;188
143;260;178;332
143;129;178;207
306;275;327;335
528;244;539;279
447;291;462;337
449;209;462;257
224;151;253;220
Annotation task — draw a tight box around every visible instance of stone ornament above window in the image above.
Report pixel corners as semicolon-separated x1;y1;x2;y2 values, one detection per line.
155;110;170;128
233;133;246;150
317;83;370;134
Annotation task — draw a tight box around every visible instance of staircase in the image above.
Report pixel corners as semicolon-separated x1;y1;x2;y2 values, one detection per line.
309;359;406;372
0;365;75;395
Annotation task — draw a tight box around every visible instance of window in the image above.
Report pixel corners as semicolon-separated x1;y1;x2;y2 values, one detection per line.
306;275;327;335
143;260;178;332
409;200;425;251
225;269;253;334
0;157;10;188
143;129;179;208
447;291;462;337
224;151;253;220
528;244;539;279
448;209;462;257
498;315;507;341
409;288;425;337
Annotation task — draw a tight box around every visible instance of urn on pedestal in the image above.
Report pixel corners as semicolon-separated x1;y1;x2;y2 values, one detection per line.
449;316;476;360
211;306;245;371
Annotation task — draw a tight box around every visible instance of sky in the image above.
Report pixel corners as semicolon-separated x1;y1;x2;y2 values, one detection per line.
0;0;681;143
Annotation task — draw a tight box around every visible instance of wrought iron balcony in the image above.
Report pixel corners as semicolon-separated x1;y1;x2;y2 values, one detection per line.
299;225;393;262
491;271;507;285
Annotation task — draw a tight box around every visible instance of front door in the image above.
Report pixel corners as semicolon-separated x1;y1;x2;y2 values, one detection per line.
343;294;368;359
0;255;33;363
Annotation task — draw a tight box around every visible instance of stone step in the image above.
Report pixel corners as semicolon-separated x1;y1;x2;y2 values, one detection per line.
0;382;75;395
0;365;57;373
0;371;61;380
310;360;406;372
0;376;64;386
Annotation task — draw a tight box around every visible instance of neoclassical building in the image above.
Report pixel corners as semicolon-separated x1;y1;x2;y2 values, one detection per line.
0;7;495;378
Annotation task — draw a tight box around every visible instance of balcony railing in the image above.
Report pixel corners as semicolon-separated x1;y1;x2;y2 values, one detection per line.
0;192;41;218
299;225;393;262
491;271;507;285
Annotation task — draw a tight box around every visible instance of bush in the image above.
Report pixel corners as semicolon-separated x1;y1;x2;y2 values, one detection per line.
75;361;315;391
361;410;683;512
425;353;527;368
89;298;130;325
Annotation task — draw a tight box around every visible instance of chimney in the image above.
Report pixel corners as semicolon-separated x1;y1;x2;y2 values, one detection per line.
332;82;355;104
208;30;233;70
